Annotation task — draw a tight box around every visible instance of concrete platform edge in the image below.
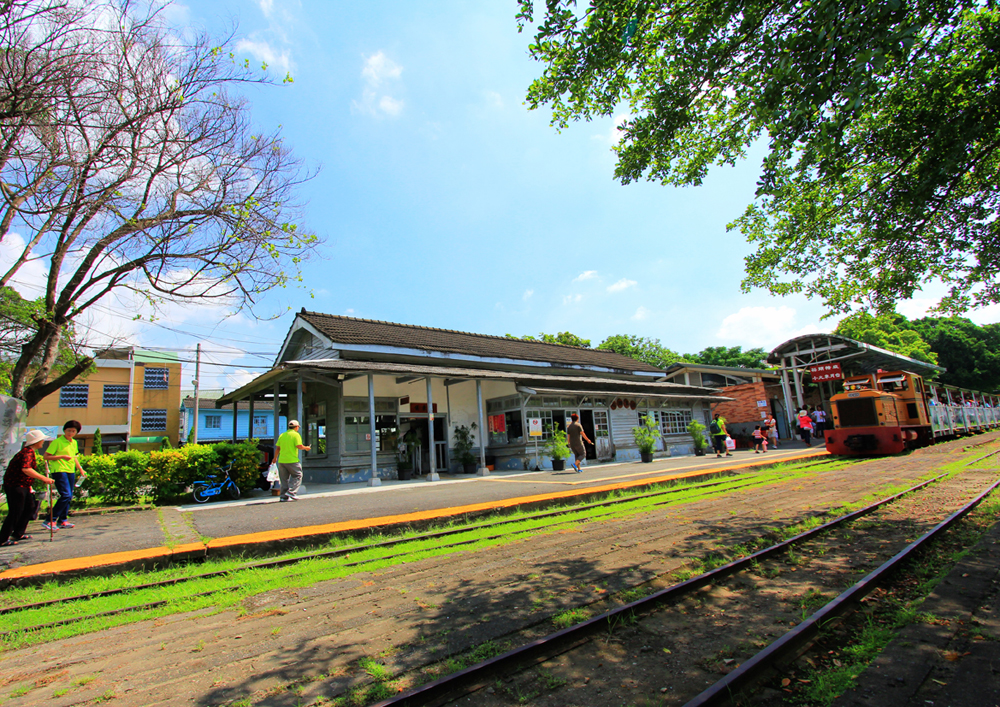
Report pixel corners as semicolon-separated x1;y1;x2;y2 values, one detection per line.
0;450;826;587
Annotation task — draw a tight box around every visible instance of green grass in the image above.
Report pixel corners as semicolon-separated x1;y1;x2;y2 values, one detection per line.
552;608;590;628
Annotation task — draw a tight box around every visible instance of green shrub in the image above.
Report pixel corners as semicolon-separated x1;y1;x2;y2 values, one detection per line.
212;439;261;490
688;419;708;452
79;453;140;505
180;444;220;484
632;414;661;454
147;449;187;502
543;424;571;460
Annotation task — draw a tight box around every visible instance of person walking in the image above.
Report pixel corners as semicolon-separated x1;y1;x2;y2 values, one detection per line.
276;420;310;501
566;413;592;473
752;425;767;453
1;430;55;546
797;410;814;447
811;406;827;440
765;413;779;449
710;414;731;458
43;420;85;530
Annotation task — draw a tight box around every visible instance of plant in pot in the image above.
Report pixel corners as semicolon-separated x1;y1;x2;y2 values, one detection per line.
543;424;571;471
397;429;420;480
632;414;660;463
687;419;709;456
452;422;479;474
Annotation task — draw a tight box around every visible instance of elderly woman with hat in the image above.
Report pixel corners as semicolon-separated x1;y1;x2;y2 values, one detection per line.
1;430;55;546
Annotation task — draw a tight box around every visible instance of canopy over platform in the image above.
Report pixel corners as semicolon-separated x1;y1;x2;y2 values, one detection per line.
767;334;946;416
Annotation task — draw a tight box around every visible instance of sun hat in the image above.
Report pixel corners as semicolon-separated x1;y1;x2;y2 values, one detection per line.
24;429;51;445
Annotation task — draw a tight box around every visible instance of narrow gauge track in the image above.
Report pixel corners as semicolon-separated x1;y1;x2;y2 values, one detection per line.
370;472;967;707
0;466;813;639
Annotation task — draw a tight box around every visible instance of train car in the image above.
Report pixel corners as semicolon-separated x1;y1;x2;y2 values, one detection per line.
825;371;1000;455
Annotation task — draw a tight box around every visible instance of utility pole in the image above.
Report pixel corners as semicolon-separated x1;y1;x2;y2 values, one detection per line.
192;343;201;444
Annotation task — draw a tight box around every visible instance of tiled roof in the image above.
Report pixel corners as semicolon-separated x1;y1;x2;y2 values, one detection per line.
182;396;257;411
297;311;666;374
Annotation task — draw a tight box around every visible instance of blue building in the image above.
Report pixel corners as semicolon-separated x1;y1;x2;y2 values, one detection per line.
180;396;288;444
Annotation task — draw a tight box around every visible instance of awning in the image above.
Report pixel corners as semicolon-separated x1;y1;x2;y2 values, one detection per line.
129;436;167;444
516;387;733;403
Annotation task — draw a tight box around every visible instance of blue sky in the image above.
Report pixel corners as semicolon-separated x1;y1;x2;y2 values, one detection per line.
6;0;996;391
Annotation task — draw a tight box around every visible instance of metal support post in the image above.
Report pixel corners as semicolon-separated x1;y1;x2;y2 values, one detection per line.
273;381;280;448
368;374;380;486
296;374;304;462
426;377;439;481
248;396;254;441
476;380;489;476
192;343;201;444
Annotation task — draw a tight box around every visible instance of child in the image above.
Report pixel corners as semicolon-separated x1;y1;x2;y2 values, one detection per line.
753;425;767;453
1;430;55;546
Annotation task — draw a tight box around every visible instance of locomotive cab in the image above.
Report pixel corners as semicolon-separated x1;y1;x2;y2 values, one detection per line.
827;371;929;455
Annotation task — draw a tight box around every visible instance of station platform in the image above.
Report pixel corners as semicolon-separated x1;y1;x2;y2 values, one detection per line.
0;442;826;585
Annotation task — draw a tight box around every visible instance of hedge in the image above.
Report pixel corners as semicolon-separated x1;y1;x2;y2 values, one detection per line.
78;439;263;505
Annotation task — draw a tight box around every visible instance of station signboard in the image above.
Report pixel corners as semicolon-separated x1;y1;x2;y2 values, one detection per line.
528;418;543;437
809;362;843;381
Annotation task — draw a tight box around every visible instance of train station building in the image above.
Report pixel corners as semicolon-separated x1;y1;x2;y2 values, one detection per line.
216;311;726;485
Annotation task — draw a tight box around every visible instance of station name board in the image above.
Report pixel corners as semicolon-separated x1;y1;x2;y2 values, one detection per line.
809;362;843;381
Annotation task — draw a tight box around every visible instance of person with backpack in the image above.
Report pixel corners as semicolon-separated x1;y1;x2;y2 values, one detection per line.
710;414;731;458
1;430;54;547
797;409;815;446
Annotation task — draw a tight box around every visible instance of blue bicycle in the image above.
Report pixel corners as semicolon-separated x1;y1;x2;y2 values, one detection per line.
192;463;241;503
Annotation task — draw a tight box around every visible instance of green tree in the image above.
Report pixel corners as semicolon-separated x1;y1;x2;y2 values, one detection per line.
834;312;937;364
686;346;769;369
596;334;690;369
910;317;1000;392
505;332;592;347
91;428;102;455
519;0;1000;314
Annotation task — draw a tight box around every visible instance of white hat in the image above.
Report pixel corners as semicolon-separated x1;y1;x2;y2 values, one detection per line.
288;420;300;428
25;429;50;445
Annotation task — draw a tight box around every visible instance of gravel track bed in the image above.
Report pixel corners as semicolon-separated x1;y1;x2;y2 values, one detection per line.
0;436;993;706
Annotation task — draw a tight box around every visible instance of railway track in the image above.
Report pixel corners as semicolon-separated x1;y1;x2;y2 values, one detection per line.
0;463;826;642
1;446;989;707
371;469;1000;707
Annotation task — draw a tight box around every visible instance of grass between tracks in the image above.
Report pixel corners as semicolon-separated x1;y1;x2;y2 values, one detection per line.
0;459;850;651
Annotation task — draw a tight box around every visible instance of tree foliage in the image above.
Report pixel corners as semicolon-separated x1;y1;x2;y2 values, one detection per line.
596;334;690;369
834;312;937;364
686;346;768;369
519;0;1000;314
909;317;1000;392
0;2;316;408
505;331;592;347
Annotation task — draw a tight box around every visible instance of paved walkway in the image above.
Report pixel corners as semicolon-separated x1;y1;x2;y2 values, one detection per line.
0;443;824;583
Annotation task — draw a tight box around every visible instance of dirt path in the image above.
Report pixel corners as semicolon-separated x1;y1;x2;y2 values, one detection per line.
0;436;993;707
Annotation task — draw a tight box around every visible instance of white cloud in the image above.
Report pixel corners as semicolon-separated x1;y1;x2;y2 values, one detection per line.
573;270;598;282
0;233;48;296
483;90;503;109
592;113;629;145
345;308;355;315
607;278;637;293
716;306;833;348
562;294;583;305
361;51;402;85
257;0;275;18
522;289;533;301
235;38;293;73
353;51;404;117
631;306;650;321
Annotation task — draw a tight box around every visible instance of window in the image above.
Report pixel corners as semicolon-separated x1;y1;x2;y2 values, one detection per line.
59;384;88;407
204;415;221;429
659;409;693;435
253;415;268;436
141;408;167;431
103;385;128;407
375;415;398;452
345;415;370;453
144;367;169;389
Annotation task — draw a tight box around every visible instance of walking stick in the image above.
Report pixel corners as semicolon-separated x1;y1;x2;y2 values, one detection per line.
45;460;53;542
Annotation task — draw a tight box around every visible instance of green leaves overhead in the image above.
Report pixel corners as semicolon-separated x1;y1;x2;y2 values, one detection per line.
521;0;1000;314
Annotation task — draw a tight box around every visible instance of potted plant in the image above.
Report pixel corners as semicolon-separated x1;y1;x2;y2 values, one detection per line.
632;414;660;463
543;424;571;471
452;422;479;474
397;429;420;480
687;419;708;456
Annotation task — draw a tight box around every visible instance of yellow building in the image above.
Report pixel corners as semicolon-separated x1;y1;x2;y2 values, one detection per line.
26;348;182;454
